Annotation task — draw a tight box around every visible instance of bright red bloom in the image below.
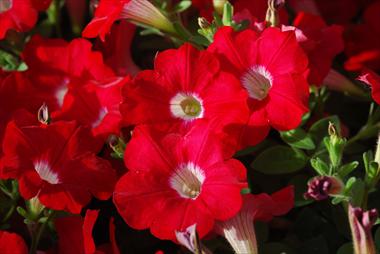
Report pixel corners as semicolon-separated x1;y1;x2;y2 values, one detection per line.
83;0;130;41
214;186;294;253
19;36;124;138
0;231;28;254
113;123;247;241
0;0;38;39
357;69;380;105
52;77;128;138
96;21;140;76
1;113;117;214
344;1;380;71
121;43;249;148
209;27;309;147
22;36;114;90
290;12;344;85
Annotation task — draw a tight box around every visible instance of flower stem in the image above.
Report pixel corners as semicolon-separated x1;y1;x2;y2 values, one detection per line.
29;210;56;254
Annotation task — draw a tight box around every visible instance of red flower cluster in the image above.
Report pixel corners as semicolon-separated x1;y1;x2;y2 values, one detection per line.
3;0;368;252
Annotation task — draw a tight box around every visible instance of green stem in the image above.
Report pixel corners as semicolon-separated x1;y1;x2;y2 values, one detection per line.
54;0;62;37
29;211;55;254
1;202;16;223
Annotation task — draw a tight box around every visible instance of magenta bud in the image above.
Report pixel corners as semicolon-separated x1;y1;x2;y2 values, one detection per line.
304;176;343;201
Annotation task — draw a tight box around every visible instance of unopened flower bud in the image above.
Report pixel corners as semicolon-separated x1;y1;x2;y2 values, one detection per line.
348;204;378;254
213;0;227;15
265;0;286;27
304;176;343;201
198;17;211;30
38;103;50;125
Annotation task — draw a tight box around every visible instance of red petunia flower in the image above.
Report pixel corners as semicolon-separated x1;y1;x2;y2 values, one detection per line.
19;36;125;138
96;21;140;76
113;123;247;241
289;12;344;85
120;43;249;149
83;0;130;41
0;231;28;254
0;0;38;39
52;77;128;138
215;186;294;254
1;112;117;214
83;0;174;41
209;27;309;147
357;69;380;104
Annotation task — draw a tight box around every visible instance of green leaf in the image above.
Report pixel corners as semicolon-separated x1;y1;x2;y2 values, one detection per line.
16;206;28;219
337;243;353;254
0;49;28;71
375;226;380;252
251;146;308;175
310;157;330;175
350;178;365;207
173;0;191;13
338;161;359;178
222;2;233;26
365;161;380;190
280;128;316;150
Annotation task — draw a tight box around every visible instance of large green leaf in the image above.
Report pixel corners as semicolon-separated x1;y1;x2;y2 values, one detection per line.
251;146;308;174
280;128;316;150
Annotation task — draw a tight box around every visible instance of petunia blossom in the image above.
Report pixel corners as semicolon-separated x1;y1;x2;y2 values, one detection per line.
1;112;117;214
290;12;344;85
120;43;249;151
209;26;309;148
83;0;174;41
113;123;247;241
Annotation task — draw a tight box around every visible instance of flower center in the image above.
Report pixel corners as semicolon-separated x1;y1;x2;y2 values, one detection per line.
241;65;273;100
169;162;205;199
170;93;204;121
33;160;60;184
0;0;12;13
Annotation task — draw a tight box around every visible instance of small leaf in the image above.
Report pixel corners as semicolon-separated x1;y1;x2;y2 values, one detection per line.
337;243;353;254
338;161;359;178
16;206;28;219
222;2;233;26
310;157;330;175
363;150;374;173
251;146;308;175
350;178;365;207
281;128;316;150
173;0;191;13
